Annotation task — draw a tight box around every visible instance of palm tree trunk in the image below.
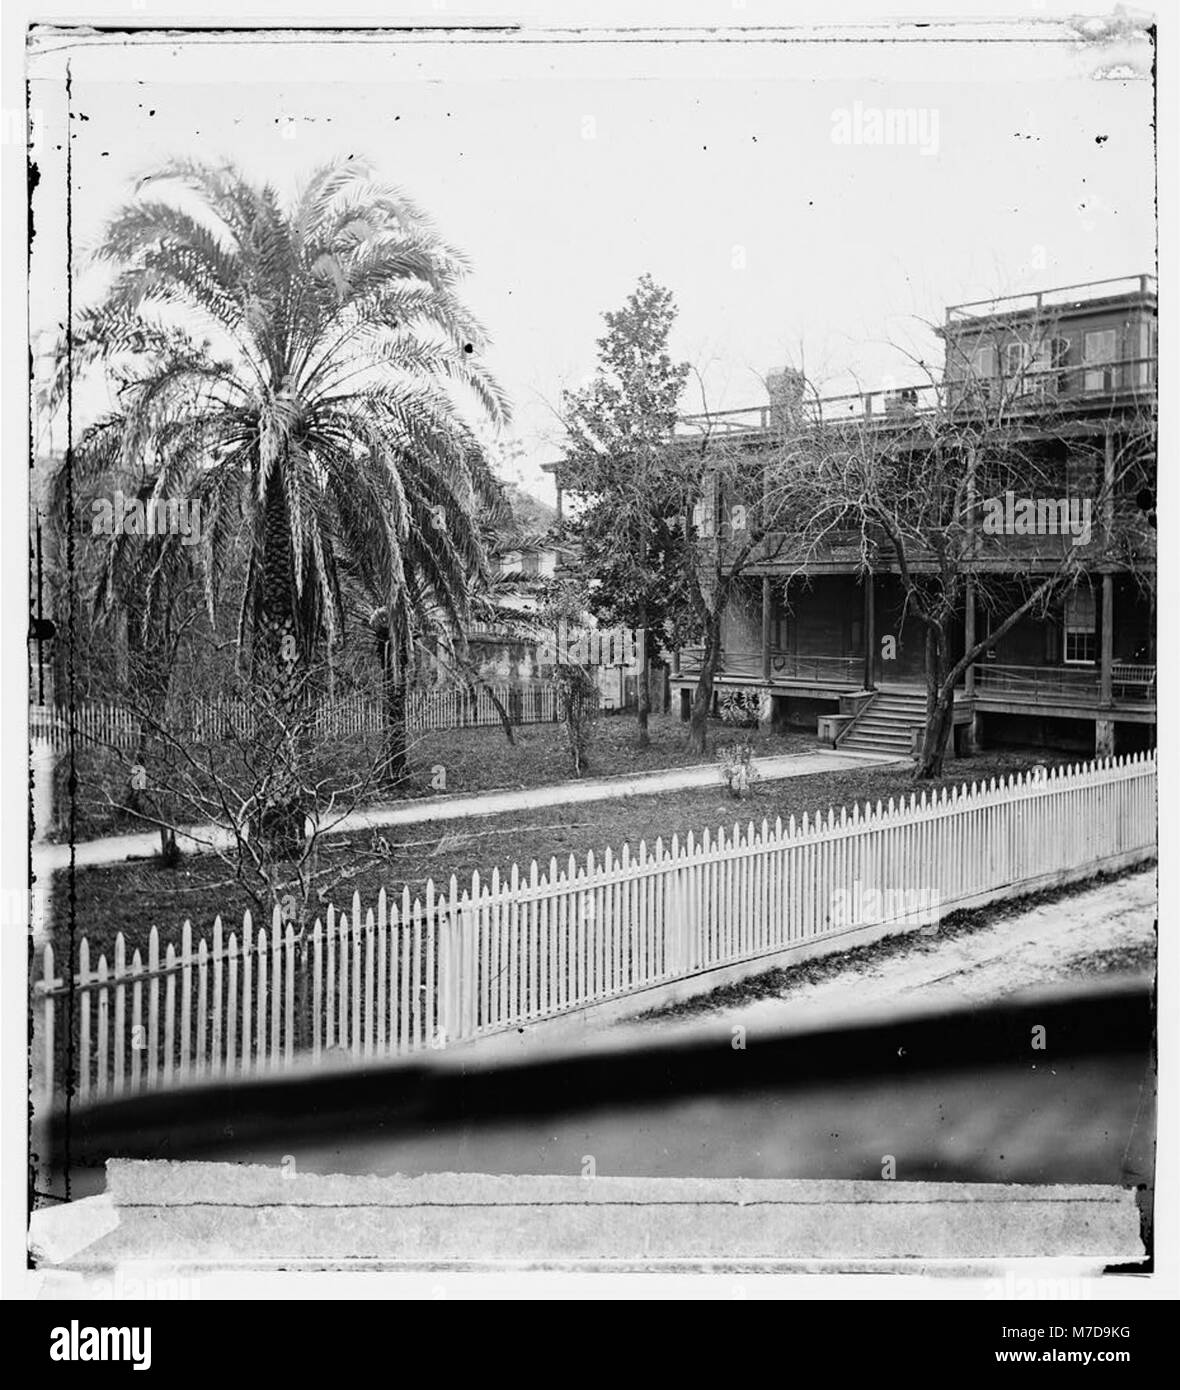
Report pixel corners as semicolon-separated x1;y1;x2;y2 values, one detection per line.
370;609;410;787
256;480;306;854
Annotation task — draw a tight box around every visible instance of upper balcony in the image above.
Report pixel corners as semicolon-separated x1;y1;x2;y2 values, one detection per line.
674;354;1156;445
672;273;1156;446
943;273;1157;325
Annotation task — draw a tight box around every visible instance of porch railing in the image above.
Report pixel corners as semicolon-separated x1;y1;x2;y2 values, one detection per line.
974;663;1156;704
677;649;863;686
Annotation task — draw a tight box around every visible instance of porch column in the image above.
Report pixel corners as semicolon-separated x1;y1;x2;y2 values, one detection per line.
962;575;979;755
1096;568;1115;757
761;576;772;682
1103;424;1115;550
863;571;876;690
1100;571;1114;706
964;575;976;700
1095;719;1115;758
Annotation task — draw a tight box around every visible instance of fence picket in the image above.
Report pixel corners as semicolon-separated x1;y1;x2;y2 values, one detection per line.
146;928;160;1091
255;927;268;1069
164;943;176;1087
113;935;126;1095
34;677;585;756
42;753;1157;1103
195;938;208;1082
130;948;144;1093
211;917;223;1080
226;932;238;1076
179;921;192;1083
78;939;90;1103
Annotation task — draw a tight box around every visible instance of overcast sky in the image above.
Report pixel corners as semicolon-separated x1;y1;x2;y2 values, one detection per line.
28;16;1156;500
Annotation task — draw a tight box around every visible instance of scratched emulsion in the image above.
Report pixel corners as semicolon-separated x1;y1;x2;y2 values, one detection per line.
23;13;1158;1280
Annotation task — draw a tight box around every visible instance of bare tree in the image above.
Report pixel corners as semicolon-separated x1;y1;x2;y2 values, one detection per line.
773;318;1155;778
85;651;394;929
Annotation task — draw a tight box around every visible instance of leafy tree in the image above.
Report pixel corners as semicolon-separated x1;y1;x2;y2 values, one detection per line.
561;274;691;745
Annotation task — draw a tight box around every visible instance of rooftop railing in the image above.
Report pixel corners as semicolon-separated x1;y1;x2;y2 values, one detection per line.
674;355;1156;438
944;274;1157;324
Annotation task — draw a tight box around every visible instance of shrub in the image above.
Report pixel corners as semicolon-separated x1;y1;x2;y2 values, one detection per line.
719;689;760;728
552;663;599;777
718;739;760;799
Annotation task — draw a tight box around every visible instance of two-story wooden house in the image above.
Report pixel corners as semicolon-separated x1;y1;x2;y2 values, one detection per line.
551;273;1156;759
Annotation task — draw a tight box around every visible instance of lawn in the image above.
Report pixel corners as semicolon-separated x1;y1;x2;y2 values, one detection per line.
45;710;817;843
43;732;1075;964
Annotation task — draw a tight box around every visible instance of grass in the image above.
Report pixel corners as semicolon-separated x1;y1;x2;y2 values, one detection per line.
42;725;1075;965
45;711;816;844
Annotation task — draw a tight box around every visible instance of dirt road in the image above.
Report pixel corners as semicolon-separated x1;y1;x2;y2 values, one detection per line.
638;867;1156;1033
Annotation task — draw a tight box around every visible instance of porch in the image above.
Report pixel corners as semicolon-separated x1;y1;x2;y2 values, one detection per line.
973;662;1156;721
674;646;865;695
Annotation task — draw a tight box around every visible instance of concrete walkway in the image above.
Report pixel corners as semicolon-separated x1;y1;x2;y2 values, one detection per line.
32;747;900;874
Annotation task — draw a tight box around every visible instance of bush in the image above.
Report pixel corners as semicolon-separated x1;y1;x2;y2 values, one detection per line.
719;689;760;728
552;663;599;777
718;739;760;799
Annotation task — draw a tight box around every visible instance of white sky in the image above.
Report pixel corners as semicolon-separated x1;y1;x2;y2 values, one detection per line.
27;15;1156;501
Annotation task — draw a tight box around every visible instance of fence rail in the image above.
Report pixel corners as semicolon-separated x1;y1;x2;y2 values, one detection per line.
28;684;568;751
35;751;1156;1107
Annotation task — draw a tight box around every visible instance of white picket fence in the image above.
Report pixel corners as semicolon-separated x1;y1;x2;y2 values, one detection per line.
28;685;565;751
34;751;1156;1106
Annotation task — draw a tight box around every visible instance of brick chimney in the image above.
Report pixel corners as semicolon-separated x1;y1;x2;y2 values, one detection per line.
767;367;806;431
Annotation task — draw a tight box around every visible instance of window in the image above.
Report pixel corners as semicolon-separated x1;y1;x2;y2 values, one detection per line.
1029;336;1070;397
1064;587;1096;665
1137;319;1156;388
1003;341;1030;379
972;345;997;378
1051;336;1072;393
1083;329;1117;392
1065;630;1097;664
692;474;719;537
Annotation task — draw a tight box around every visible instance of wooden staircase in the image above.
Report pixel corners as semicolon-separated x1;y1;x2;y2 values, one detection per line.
838;684;927;758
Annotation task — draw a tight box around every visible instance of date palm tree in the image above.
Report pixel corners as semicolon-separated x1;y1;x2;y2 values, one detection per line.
54;158;509;794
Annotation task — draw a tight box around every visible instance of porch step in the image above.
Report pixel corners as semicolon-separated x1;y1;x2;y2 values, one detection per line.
839;688;926;757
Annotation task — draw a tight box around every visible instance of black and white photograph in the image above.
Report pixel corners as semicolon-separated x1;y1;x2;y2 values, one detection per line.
3;0;1176;1324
